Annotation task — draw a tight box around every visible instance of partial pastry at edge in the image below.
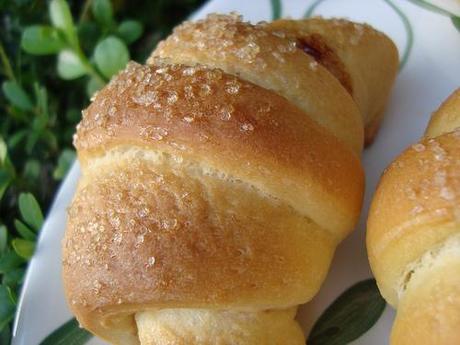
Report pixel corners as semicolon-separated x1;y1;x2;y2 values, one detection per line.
63;13;398;345
367;89;460;345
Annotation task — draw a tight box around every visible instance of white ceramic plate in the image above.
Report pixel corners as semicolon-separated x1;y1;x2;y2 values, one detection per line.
12;0;460;344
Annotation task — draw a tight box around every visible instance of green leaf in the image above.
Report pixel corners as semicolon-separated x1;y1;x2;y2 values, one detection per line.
0;251;24;274
8;130;28;148
270;0;282;20
406;0;460;17
0;170;12;202
21;25;65;55
86;76;105;98
65;108;81;122
452;16;460;32
0;226;7;254
12;238;35;259
34;83;49;128
0;137;7;164
0;139;10;201
39;318;92;345
32;114;47;133
308;279;386;345
53;149;75;180
25;130;40;154
117;20;143;44
23;159;41;182
2;267;25;287
91;0;114;28
6;285;17;305
57;50;87;80
1;154;15;177
14;220;36;241
49;0;78;47
0;324;11;345
94;36;129;78
42;130;59;151
0;285;15;332
18;193;44;231
2;80;34;111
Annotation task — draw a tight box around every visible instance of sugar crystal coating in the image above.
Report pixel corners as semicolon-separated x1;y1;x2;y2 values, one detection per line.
76;61;340;159
66;18;368;314
240;123;254;132
412;143;425;152
147;257;156;267
148;12;308;73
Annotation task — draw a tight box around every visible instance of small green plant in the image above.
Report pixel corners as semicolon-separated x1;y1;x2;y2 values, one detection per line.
21;0;143;96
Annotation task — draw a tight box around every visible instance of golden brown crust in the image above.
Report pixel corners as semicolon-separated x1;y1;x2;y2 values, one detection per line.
64;61;364;344
367;89;460;344
75;62;363;237
426;88;460;138
61;13;399;345
367;131;460;305
268;18;399;145
64;152;335;344
149;13;364;154
391;253;460;345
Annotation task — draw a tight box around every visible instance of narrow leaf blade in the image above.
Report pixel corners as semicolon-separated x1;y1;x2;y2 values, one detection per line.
308;279;386;345
2;267;25;287
2;81;34;111
12;238;35;260
0;251;25;274
7;130;28;149
14;220;36;241
49;0;77;47
0;285;15;332
53;149;75;180
0;170;12;202
18;193;44;231
40;318;92;345
452;16;460;32
0;226;7;254
0;137;6;164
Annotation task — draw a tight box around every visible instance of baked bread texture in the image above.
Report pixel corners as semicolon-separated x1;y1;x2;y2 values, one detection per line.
63;13;398;345
367;89;460;345
150;14;398;147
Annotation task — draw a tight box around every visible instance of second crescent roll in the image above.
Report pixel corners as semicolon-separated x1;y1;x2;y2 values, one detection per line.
368;89;460;345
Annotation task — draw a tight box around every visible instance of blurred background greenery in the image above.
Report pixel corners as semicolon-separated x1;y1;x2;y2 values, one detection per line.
0;0;205;342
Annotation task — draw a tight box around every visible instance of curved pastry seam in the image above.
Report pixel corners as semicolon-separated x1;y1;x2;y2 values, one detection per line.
396;232;460;303
370;211;455;257
79;146;337;239
148;56;362;155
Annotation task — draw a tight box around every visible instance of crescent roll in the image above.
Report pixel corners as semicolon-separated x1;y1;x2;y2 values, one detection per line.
368;89;460;345
63;13;398;345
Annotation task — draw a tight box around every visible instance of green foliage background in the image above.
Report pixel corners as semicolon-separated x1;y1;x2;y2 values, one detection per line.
0;0;205;343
